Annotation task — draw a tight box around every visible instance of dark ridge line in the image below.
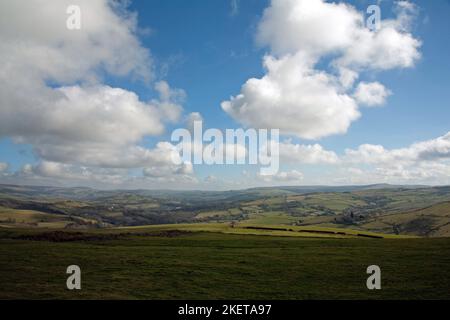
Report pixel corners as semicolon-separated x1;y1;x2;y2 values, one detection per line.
243;226;383;239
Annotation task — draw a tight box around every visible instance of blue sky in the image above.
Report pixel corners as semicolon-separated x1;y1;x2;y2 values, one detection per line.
0;0;450;189
129;0;450;147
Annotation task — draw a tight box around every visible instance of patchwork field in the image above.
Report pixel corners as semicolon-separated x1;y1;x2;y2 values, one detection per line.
0;206;71;229
360;202;450;237
1;184;449;237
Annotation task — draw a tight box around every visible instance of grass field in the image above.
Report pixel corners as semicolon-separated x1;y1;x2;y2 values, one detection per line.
0;206;70;229
117;222;408;239
1;185;449;300
1;226;449;300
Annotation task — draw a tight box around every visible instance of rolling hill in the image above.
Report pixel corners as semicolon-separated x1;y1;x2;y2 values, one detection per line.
1;183;450;237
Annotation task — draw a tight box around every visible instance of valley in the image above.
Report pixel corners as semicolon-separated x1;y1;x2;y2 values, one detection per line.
1;184;449;237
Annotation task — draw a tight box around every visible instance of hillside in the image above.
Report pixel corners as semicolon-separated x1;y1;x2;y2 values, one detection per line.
1;184;450;237
360;202;450;237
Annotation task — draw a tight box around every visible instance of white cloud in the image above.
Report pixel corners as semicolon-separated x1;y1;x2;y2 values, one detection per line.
340;132;450;185
256;132;450;186
256;0;362;57
222;0;421;140
0;0;152;83
0;163;8;173
17;162;129;186
258;170;304;183
279;141;339;164
335;25;421;71
354;82;391;107
14;143;195;188
0;0;187;182
140;142;195;179
344;132;450;165
153;81;185;123
222;53;360;139
36;141;192;173
30;85;164;143
204;175;218;183
2;84;183;168
334;2;421;72
143;162;194;179
185;112;204;132
334;162;450;186
31;162;68;178
174;139;248;165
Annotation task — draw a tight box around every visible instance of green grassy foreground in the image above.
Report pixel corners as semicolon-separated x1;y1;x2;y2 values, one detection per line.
1;227;449;300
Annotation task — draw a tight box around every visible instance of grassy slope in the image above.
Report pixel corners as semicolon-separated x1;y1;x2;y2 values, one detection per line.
0;206;70;228
0;206;99;229
117;222;410;239
238;191;450;237
361;202;450;237
0;230;449;300
1;186;449;237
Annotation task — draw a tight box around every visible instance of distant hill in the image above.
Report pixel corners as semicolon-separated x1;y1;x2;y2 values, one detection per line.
0;183;436;200
1;183;450;237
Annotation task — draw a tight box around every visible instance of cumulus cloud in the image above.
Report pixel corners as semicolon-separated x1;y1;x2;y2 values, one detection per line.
345;132;450;165
140;142;195;178
340;132;450;185
0;163;8;173
222;53;360;139
354;82;391;107
256;132;450;186
143;162;194;179
185;112;204;132
334;162;450;186
256;0;362;57
16;161;130;186
257;170;304;183
259;140;340;164
279;141;339;164
0;0;152;83
172;139;248;166
13;143;196;188
7;85;169;146
29;141;193;183
20;161;90;181
222;0;421;139
0;0;187;184
153;81;185;122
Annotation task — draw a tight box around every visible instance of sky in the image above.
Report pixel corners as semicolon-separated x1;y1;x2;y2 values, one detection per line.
0;0;450;189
